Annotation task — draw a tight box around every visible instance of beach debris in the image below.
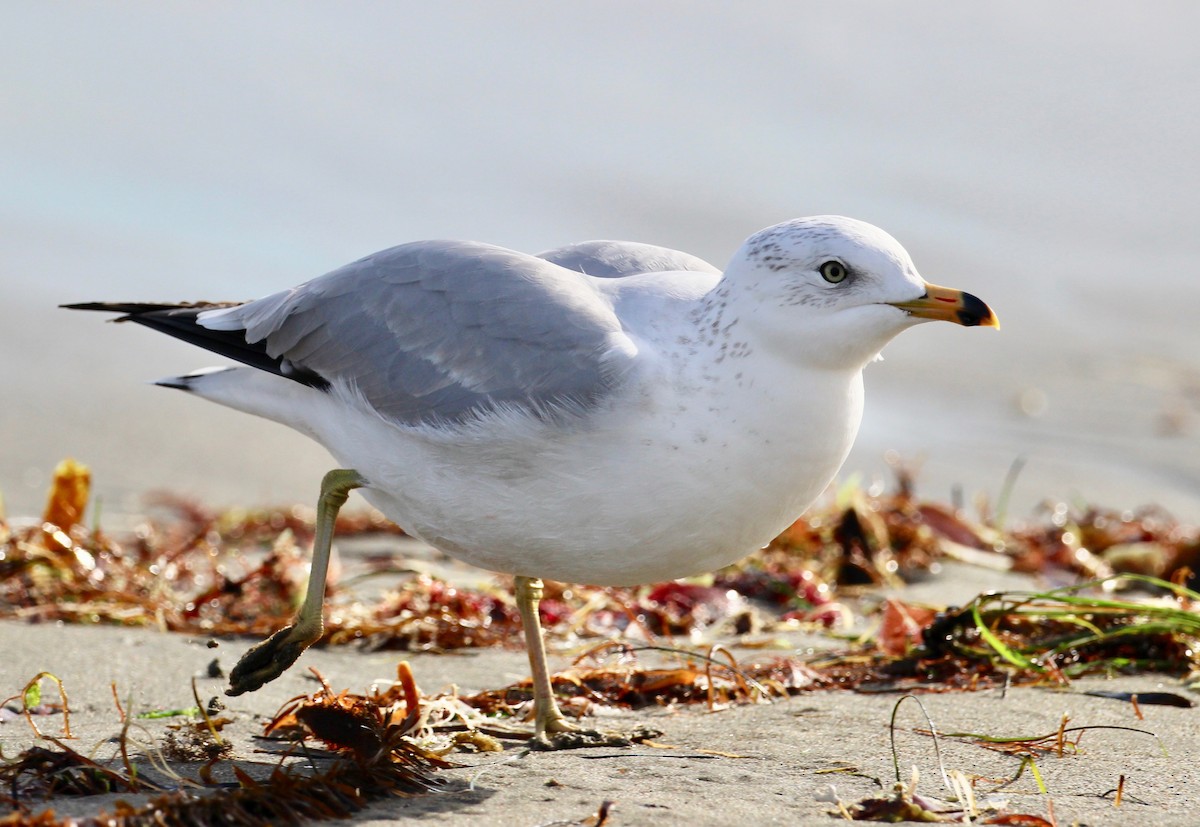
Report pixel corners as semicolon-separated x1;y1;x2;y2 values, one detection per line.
1082;689;1194;708
829;766;1027;823
262;661;515;755
161;718;234;763
929;719;1161;761
829;695;1059;824
456;642;816;723
0;673;71;740
803;575;1200;696
0;743;162;806
0;666;448;826
38;459;90;553
537;799;615;827
1084;686;1195;705
850;699;1163;824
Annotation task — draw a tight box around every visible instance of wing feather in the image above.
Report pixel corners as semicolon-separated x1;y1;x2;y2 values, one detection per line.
194;240;638;424
536;240;719;278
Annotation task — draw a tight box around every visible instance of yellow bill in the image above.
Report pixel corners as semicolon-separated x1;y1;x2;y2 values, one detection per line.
890;282;999;328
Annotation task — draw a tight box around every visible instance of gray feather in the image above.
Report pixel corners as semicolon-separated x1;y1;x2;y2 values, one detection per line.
536;240;719;278
200;241;639;425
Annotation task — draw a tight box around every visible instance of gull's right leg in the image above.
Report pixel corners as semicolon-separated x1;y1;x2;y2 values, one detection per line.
227;468;367;696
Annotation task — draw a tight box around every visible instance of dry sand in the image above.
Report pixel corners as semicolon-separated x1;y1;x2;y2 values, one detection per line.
3;561;1198;826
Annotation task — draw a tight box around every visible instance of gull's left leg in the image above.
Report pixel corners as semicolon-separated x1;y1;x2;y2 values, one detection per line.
227;468;367;696
514;575;665;750
514;575;578;745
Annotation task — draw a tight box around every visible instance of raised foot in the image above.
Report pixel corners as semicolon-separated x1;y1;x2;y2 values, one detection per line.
226;624;317;696
530;724;664;751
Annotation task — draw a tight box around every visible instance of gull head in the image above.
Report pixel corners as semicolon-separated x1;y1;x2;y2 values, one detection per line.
720;215;997;370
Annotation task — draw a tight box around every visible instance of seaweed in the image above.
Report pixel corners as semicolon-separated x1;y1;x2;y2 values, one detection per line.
0;665;448;826
800;576;1200;697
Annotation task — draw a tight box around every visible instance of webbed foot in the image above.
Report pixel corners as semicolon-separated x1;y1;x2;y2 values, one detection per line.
226;624;319;696
530;723;664;751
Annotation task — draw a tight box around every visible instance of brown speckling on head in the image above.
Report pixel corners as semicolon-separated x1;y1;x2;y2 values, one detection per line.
732;216;919;310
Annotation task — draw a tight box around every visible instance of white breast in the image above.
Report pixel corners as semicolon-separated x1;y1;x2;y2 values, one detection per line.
317;338;863;585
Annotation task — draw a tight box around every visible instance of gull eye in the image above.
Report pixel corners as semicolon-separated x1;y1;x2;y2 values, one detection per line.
819;260;848;284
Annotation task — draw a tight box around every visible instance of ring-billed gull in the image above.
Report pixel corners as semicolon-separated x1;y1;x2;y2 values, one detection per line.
67;215;997;746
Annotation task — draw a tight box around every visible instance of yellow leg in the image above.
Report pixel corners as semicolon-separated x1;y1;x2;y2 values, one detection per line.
514;575;578;745
227;469;366;696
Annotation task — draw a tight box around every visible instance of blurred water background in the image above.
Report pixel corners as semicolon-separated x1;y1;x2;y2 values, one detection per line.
3;3;1198;522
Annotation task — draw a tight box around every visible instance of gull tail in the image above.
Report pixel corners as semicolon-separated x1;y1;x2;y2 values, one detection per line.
62;301;328;391
151;366;329;440
152;365;233;392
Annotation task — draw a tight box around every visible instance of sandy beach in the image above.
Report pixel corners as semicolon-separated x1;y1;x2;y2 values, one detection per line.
4;559;1200;826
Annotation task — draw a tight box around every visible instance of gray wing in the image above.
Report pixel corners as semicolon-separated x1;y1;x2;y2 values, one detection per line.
199;240;638;426
537;240;719;278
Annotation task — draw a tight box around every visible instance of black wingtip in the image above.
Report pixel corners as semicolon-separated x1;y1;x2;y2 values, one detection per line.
62;301;235;314
65;301;331;392
153;376;196;392
61;301;132;322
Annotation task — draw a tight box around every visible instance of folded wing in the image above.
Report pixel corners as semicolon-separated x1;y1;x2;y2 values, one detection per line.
67;241;640;426
537;240;719;278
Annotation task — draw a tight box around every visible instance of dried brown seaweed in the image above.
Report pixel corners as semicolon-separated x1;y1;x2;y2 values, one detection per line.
0;664;448;827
